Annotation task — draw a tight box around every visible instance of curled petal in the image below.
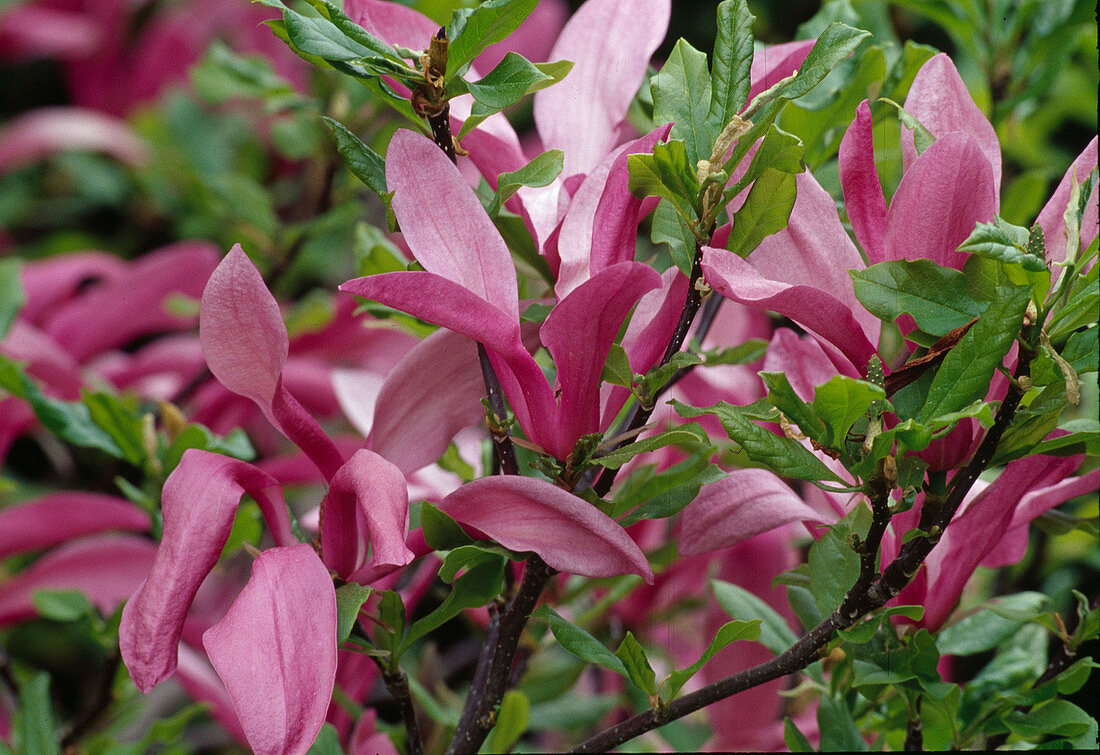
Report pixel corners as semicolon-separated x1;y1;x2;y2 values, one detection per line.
321;450;413;581
386;130;518;319
839;100;887;264
19;252;126;325
0;492;150;560
902;53;1001;197
120;449;292;692
702;247;875;374
680;470;829;555
0;535;156;627
367;329;485;475
541;262;661;457
203;545;337;755
439;476;653;581
883;132;997;271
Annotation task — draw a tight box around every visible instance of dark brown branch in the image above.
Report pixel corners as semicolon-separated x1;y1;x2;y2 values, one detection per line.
572;340;1037;752
904;697;923;751
380;665;424;755
448;557;556;754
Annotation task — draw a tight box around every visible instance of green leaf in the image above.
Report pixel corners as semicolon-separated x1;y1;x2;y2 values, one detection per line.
190;40;303;106
812;375;887;450
651;198;697;276
711;579;798;655
162;424;255;471
838;605;925;644
82;390;146;467
0;356;124;459
32;590;93;622
725;168;797;258
334;583;373;645
760;371;827;445
398;559;503;655
675;400;847;484
1047;269;1098;343
306;723;345;754
636;351;704;400
446;0;537;80
615;455;725;527
808;503;867;614
783;717;814;752
594;422;710;470
321;117;387;197
420;502;474;551
375;590;406;654
664;620;760;698
721;124;805;202
958;217;1048;271
487;148;564;217
879;97;935;154
615;632;657;695
466;53;564;109
652;39;713;163
627;140;700;227
1058;327;1099;375
706;0;755;135
817;696;868;751
1003;700;1094;739
533;605;629;677
282;8;385;62
700;338;768;365
0;257;24;338
437;545;510;584
12;670;58;755
486;690;530;754
936;605;1033;656
851;259;989;336
297;0;402;62
784;22;872;101
600;342;634;390
918;284;1030;423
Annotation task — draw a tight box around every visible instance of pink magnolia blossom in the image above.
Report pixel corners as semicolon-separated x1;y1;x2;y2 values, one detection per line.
0;107;148;174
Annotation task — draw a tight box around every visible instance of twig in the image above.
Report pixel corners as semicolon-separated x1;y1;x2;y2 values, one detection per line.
380;665;424;755
448;557;556;754
571;340;1037;751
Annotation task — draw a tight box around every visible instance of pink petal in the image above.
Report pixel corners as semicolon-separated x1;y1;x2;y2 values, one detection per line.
45;240;218;362
475;0;568;69
761;328;842;402
541;262;661;457
0;107;148;173
742;171;879;347
174;643;248;745
344;0;437;53
202;245;341;478
902;53;1001;198
440;476;653;581
120;449;293;692
200;244;288;422
332;368;384;439
0;492;150;559
680;470;829;555
883;132;997;271
0;534;156;627
350;709;399;755
339;272;557;448
839;100;887;264
19;251;126;325
203;545;336;755
387;130;518;319
922;453;1086;630
320;450;413;581
534;0;671;179
1036;136;1098;264
702;248;875;374
0;7;102;59
368;329;485;475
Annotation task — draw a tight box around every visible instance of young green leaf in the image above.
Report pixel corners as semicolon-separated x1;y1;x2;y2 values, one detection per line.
615;632;657;695
594;423;710;470
420;502;474;551
721;124;805;201
0;254;23;339
82;390;146;467
958;217;1048;271
466;53;566;109
487;148;565;216
663;620;759;698
807;504;867;614
321;117;387;198
651;39;714;163
852;259;989;336
918;284;1030;423
446;0;538;80
811;375;887;450
760;371;827;445
334;583;373;645
706;0;755;135
627;140;701;227
399;559;504;656
486;690;530;754
725;168;797;258
533;605;629;677
711;579;798;655
12;671;58;755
